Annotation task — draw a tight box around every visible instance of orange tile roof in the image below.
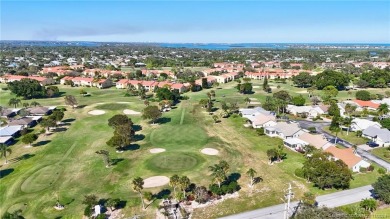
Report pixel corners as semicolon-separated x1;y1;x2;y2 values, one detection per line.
353;100;380;109
325;147;362;168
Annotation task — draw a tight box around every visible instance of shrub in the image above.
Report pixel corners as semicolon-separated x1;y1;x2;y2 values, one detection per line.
367;165;374;172
143;192;153;202
378;168;387;175
356;90;371;101
1;87;8;91
84;204;92;217
256;128;265;136
231;113;239;118
360;167;367;172
295;168;304;178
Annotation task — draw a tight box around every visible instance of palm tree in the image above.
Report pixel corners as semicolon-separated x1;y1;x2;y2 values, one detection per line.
179;176;190;199
206;92;212;101
8;98;21;108
331;127;341;144
208;165;226;188
22;102;29;108
344;103;357;117
343;117;353;135
244;97;251;106
0;143;12;164
246;168;257;187
30;101;40;107
132;177;145;209
210;90;216;99
169;174;180;197
378;103;389;116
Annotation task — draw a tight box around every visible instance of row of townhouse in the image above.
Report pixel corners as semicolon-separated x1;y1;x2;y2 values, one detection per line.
286;104;329;118
338;99;390;117
239;106;371;172
60;76;113;89
0;75;55;86
244;69;307;80
115;79;187;93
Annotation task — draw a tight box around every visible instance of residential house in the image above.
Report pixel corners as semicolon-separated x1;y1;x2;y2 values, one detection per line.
362;126;390;147
28;106;55;116
0;108;20;118
350;118;382;132
286;105;328;118
92;78;113;89
171;83;187;93
0;125;23;137
8;117;36;128
247;113;277;128
325;147;370;172
283;138;308;151
353;100;380;111
239;107;272;118
297;132;333;150
264;122;304;139
0;136;14;145
0;75;55;86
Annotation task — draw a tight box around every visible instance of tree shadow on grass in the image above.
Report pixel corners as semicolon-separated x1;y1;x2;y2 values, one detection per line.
134;134;145;141
228;172;241;182
123;144;140;151
0;168;14;179
33;140;51;147
133;124;142;132
62;118;76;123
55;127;67;132
157;117;171;124
111;158;124;166
8;153;35;163
77;105;87;109
154;189;171;199
253;177;263;185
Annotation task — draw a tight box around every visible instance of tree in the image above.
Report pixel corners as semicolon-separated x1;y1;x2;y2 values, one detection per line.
302;152;352;189
246;168;257;187
194;186;209;204
292;95;306;106
292;72;314;88
359;198;377;212
0;144;12;164
41;118;56;132
8;98;21;108
244;97;251;106
50;110;65;124
330;116;341;143
322;85;338;103
178;176;191;199
30;101;40;107
22;102;29;108
2;209;25;219
344;103;357;117
372;174;390;204
292;206;348;219
106;198;120;211
96;150;111;167
237;82;253;94
108;114;133;129
355;90;371;101
82;194;98;206
64;95;78;109
46;86;59;97
263;77;268;91
378;103;389;116
328;101;340;117
21;133;38;147
212;115;219;123
142;106;162;124
301;192;316;207
201;78;208;88
209;165;226;188
107;123;133;151
8;78;46;99
132;177;145;209
315;70;350;90
310;96;321;105
169;174;180;197
156;87;179;101
342;117;353;135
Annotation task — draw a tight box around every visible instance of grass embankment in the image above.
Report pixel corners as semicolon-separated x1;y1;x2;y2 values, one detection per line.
371;147;390;162
323;126;368;145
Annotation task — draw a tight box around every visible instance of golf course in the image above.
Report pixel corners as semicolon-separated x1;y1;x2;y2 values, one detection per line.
0;81;383;218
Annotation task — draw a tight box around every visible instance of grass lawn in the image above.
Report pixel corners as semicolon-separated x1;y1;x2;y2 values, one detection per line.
370;147;390;162
323;126;368;145
0;81;383;218
371;206;390;219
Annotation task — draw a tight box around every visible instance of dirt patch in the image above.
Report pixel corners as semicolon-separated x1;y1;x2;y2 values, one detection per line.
143;176;170;188
123;109;141;115
149;148;166;153
88;110;106;115
201;148;219;155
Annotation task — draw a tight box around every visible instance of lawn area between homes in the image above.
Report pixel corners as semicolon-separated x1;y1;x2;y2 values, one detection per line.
371;147;390;162
0;82;382;218
323;126;369;145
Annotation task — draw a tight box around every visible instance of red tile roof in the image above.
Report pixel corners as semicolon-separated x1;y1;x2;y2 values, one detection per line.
325;147;362;168
353;100;380;109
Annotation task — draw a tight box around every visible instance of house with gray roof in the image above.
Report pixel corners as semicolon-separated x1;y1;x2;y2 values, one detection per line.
0;108;20;118
0;125;23;137
8;117;36;128
27;106;56;116
362;126;390;147
264;122;304;139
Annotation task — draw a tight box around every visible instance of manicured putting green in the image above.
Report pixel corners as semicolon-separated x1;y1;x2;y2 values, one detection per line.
146;152;205;172
95;103;128;110
150;125;208;149
20;165;62;193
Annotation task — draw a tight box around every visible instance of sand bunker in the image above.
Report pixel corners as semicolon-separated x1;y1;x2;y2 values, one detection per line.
296;90;308;94
88;110;106;115
143;176;170;188
250;101;261;105
123;109;141;115
149;148;166;154
201;148;219;155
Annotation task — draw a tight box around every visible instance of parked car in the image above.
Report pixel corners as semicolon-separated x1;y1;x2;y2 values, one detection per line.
366;141;379;147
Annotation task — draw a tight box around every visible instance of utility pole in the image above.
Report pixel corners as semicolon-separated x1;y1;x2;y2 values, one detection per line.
283;183;293;219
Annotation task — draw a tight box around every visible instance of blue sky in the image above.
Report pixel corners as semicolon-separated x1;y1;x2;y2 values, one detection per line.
1;1;389;43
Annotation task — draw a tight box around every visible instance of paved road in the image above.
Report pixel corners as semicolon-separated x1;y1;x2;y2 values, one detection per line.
297;120;390;170
220;185;374;219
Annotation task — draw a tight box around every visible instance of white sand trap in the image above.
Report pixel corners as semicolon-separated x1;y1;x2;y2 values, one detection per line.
201;148;219;155
249;98;258;101
296;90;308;94
253;86;260;88
88;110;106;115
270;86;277;89
143;176;170;188
149;148;166;153
250;101;261;105
123;109;141;115
117;102;131;104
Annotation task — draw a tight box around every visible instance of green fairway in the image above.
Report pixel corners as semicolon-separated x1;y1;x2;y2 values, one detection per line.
146;152;205;172
95;103;130;110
